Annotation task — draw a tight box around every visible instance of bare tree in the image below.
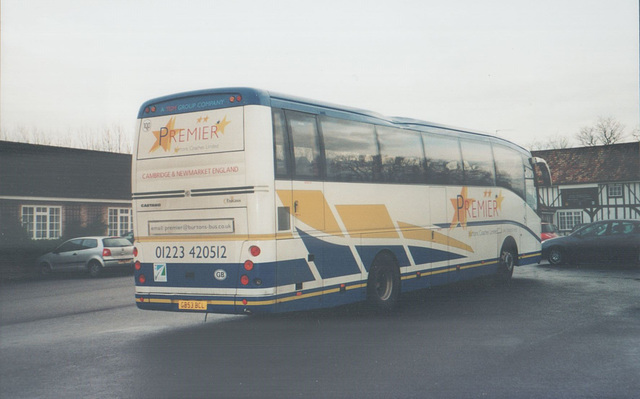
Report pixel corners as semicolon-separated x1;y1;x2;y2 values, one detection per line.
575;126;599;146
576;116;626;146
529;135;571;150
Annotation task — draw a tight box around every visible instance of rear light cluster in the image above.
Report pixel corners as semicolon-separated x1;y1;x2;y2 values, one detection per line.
229;95;242;103
143;106;157;114
240;245;261;289
134;246;145;285
102;248;111;257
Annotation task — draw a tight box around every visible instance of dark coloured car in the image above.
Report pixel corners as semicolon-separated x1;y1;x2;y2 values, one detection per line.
37;236;134;277
542;220;640;265
122;231;134;243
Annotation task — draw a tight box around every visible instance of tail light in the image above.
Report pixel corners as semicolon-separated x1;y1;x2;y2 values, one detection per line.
102;248;112;257
133;247;138;257
249;245;261;257
244;260;254;271
138;274;146;284
135;261;141;271
240;275;249;285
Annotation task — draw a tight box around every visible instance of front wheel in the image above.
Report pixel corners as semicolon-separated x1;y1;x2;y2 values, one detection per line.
496;246;515;282
367;253;401;311
39;263;52;277
548;247;564;265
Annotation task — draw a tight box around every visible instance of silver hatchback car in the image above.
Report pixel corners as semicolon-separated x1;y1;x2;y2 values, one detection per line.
37;236;134;277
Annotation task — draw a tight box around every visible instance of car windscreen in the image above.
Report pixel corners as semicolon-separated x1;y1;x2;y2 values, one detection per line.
103;238;131;247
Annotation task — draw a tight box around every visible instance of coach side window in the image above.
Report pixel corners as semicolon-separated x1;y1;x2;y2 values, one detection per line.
460;140;496;186
423;134;463;185
320;116;378;182
286;111;323;180
272;109;290;178
377;126;426;184
493;144;525;199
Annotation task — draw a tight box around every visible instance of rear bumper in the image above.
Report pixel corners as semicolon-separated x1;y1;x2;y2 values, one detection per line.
103;259;134;268
135;294;242;314
134;281;368;315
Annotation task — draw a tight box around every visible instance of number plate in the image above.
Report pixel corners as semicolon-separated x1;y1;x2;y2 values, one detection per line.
178;300;208;310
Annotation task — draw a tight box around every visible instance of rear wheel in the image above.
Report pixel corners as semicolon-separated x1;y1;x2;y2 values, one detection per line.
367;253;401;311
88;260;103;278
496;245;515;282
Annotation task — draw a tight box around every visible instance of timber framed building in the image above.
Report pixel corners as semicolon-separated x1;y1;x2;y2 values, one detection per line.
532;142;640;233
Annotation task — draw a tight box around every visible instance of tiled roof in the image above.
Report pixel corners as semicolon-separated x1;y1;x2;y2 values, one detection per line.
0;141;131;200
532;142;640;185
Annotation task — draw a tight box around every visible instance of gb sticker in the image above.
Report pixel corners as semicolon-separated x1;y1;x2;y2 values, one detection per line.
214;269;227;281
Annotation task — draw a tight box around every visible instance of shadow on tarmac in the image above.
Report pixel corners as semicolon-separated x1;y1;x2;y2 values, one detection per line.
126;276;552;398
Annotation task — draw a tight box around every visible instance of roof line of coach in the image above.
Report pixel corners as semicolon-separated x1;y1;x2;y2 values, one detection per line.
138;87;528;153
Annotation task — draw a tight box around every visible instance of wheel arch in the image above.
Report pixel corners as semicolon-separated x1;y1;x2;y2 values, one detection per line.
369;249;401;279
86;256;105;268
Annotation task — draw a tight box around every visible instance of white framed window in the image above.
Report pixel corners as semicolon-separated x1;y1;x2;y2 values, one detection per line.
608;184;623;198
21;206;61;239
108;208;132;236
557;210;583;232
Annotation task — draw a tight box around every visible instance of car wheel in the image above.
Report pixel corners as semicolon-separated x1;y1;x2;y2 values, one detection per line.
548;247;564;265
88;260;103;278
496;245;516;283
39;263;52;277
367;252;401;311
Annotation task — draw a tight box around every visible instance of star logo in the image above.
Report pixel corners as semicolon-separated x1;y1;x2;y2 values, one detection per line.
196;114;230;138
213;116;230;137
495;190;505;210
149;117;183;153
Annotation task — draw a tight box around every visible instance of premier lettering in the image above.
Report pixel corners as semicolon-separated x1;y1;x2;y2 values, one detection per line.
159;125;221;145
451;187;504;228
456;197;499;219
467;198;498;218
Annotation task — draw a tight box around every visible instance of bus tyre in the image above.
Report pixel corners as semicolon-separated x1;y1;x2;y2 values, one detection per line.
548;247;564;265
496;245;515;283
367;253;401;311
88;261;103;278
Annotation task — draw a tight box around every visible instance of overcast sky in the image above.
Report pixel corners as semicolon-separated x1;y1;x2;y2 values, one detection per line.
1;0;638;150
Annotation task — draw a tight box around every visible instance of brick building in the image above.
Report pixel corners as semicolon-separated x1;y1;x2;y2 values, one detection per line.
0;141;132;240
